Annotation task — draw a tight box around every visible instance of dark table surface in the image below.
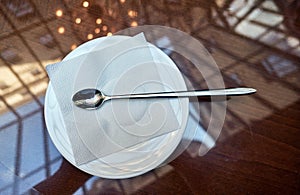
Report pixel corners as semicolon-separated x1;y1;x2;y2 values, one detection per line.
0;0;299;194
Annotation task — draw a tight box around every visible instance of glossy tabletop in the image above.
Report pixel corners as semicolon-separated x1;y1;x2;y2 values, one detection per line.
0;0;299;194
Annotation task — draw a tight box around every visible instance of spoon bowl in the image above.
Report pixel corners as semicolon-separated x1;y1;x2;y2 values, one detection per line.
72;88;107;110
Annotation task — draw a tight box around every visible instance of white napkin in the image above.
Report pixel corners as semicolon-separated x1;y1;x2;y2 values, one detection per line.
46;34;181;165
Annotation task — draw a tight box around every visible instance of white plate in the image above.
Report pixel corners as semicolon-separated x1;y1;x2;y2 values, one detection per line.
45;35;189;179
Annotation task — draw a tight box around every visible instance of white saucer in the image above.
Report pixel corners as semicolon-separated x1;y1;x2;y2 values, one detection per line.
45;35;189;179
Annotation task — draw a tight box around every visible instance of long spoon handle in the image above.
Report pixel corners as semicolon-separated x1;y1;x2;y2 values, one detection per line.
107;88;256;100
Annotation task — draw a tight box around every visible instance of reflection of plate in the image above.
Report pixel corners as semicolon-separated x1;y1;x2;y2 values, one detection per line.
45;35;189;179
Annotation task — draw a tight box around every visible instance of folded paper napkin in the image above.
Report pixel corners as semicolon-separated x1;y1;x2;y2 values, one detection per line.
46;33;181;165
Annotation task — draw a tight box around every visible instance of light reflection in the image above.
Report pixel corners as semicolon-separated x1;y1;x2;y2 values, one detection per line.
102;25;108;31
128;10;138;18
82;1;89;8
130;21;138;27
71;44;77;50
96;18;102;24
94;28;100;34
75;18;81;24
55;9;63;17
57;27;65;34
107;32;112;36
87;33;93;40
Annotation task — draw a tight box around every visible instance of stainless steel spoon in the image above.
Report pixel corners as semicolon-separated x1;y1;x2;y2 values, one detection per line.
72;87;256;110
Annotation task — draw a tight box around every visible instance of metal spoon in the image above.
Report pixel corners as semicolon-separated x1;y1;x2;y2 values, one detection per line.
72;87;256;110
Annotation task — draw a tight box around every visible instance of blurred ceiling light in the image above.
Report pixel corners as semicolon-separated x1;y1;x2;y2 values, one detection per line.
120;0;126;3
82;1;89;8
58;27;65;34
87;33;93;40
71;44;77;50
96;18;102;24
128;10;133;16
128;10;137;17
102;25;108;31
107;32;112;36
75;18;81;24
56;9;63;17
95;28;100;34
130;21;138;27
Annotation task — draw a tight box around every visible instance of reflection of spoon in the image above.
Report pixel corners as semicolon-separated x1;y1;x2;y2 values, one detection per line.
72;88;256;110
